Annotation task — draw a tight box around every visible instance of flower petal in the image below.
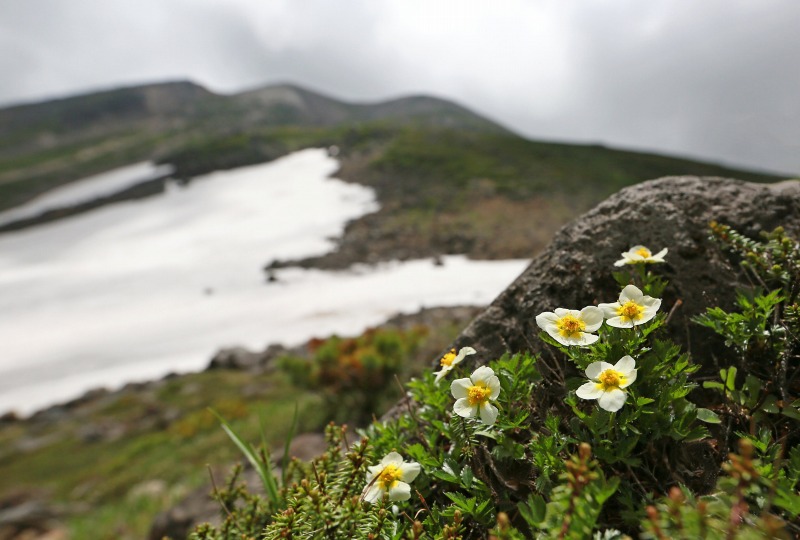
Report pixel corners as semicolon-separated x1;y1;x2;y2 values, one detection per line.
399;462;421;483
548;332;572;346
585;361;613;380
557;332;599;347
450;378;471;399
576;381;603;400
388;481;411;501
619;284;643;303
576;333;600;346
620;369;637;388
454;346;477;365
487;375;502;400
453;398;476;418
580;306;604;331
652;248;668;260
366;464;383;480
598;388;627;412
362;483;383;503
614;355;636;375
434;367;450;384
470;366;495;385
381;452;404;466
605;316;633;328
479;402;499;425
640;300;661;320
535;311;558;331
598;302;620;319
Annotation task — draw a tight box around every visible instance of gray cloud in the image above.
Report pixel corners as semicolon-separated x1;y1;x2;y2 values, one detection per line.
1;0;798;174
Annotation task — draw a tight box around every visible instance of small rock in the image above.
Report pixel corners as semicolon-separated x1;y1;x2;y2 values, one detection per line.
207;346;262;371
0;412;19;425
0;496;63;540
129;480;168;501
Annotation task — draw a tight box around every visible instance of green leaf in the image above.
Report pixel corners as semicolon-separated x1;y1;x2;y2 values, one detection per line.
774;487;800;517
595;476;620;504
431;470;459;484
683;425;710;442
722;366;738;392
210;408;280;504
517;494;546;527
696;408;722;424
460;466;474;488
781;405;800;421
445;492;476;513
279;403;299;487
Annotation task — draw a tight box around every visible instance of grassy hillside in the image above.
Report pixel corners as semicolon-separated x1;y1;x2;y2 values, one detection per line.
0;308;477;539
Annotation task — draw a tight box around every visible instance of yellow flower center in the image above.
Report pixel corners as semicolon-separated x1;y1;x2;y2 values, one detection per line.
617;300;644;321
377;464;402;489
440;349;457;367
556;314;586;338
597;369;623;391
635;247;652;258
467;383;492;406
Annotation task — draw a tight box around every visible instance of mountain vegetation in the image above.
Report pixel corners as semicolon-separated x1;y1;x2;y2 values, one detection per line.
0;82;795;539
0;81;785;265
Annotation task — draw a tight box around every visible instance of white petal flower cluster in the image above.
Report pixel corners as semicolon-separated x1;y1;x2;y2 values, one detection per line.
434;346;476;383
535;306;604;347
361;452;421;504
614;245;668;266
451;366;501;425
576;356;638;412
534;243;668;412
599;284;661;328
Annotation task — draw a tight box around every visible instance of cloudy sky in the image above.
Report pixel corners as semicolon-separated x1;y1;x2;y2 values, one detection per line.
2;0;799;174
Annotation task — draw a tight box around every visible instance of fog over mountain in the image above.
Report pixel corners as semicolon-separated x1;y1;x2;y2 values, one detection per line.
1;1;798;175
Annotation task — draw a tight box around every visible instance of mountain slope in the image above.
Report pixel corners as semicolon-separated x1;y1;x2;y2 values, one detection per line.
0;80;788;266
0;81;506;212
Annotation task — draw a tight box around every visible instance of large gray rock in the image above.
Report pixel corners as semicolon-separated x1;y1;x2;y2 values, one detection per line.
445;176;800;372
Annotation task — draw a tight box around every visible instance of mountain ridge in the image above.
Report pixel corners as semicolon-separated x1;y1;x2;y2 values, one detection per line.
0;79;788;267
0;80;505;139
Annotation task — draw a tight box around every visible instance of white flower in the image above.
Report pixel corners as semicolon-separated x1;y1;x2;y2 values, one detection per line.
451;366;501;425
576;355;638;412
614;245;668;267
434;346;476;383
361;452;421;504
535;306;604;347
599;284;661;328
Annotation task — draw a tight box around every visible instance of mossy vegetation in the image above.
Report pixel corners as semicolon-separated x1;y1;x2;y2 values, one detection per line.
194;225;800;539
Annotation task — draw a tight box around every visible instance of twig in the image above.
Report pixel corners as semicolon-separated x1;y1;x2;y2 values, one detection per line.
207;465;235;521
665;298;683;325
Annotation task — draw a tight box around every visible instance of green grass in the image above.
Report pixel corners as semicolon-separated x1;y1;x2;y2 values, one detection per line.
366;127;781;207
0;370;324;539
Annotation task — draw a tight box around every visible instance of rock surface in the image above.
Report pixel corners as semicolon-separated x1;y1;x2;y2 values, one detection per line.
443;176;800;373
0;492;66;540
